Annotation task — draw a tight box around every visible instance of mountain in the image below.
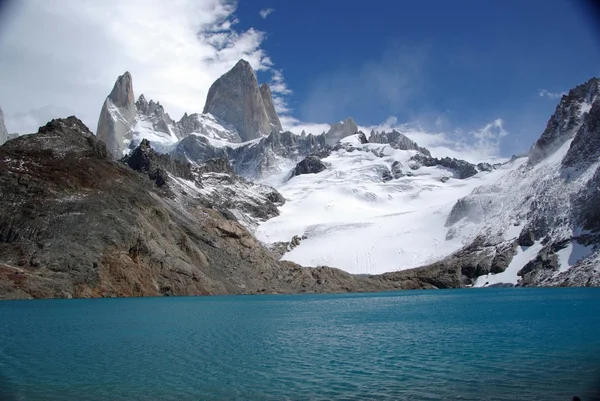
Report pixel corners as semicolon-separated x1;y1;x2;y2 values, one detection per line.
0;117;452;299
4;63;599;297
0;106;7;146
96;71;137;158
203;59;280;141
413;77;600;287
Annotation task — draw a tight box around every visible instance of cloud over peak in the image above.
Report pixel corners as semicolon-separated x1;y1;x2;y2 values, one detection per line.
0;0;289;134
538;89;566;100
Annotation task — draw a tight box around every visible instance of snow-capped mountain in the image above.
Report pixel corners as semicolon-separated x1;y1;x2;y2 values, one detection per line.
92;60;600;288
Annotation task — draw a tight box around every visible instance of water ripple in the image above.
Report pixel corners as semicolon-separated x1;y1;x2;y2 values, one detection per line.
0;289;599;400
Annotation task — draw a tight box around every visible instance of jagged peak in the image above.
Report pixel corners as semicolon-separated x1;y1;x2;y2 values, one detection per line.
232;59;253;72
108;71;134;108
530;76;600;164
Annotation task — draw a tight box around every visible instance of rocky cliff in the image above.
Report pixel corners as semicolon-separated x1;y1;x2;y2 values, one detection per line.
202;60;278;141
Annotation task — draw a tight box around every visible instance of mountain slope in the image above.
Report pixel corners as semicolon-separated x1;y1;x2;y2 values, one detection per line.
0;117;453;299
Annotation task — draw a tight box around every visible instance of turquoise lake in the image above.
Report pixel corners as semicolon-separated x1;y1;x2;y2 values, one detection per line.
1;288;599;400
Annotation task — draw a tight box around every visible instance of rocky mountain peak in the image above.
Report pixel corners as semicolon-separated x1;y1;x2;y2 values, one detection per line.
202;59;278;142
529;77;600;164
259;83;283;133
96;72;137;159
0;105;8;146
325;117;358;146
108;71;135;110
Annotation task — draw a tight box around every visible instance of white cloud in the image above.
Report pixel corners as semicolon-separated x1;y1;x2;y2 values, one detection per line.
0;0;287;134
259;8;274;19
539;89;566;100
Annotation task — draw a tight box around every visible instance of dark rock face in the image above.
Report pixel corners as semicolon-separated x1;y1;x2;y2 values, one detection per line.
562;95;600;169
517;245;562;286
122;139;193;187
518;230;536;247
490;241;518;274
477;162;494;172
357;131;369;144
369;130;431;156
290;156;326;178
0;117;434;300
259;83;283;133
96;72;137;158
0;106;8;146
530;77;599;164
410;153;479;179
574;164;600;234
391;161;404;179
202;60;275;141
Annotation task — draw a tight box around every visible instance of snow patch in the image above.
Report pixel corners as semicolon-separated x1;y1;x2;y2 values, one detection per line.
474;242;544;287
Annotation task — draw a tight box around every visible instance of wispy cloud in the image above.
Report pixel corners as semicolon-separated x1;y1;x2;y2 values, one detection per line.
0;0;288;134
538;89;566;100
298;44;429;123
259;8;274;19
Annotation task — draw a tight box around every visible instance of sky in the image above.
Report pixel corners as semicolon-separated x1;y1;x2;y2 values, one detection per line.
0;0;598;160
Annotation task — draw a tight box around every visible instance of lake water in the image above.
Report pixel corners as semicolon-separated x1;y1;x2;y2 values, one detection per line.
1;288;599;401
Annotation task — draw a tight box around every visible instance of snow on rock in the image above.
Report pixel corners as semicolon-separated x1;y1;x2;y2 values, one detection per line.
474;242;544;287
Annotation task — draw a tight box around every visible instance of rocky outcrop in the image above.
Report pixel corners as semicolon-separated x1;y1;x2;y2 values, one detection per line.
325;118;358;146
369;130;431;156
96;72;137;158
122;139;193;187
529;77;599;164
409;153;479;179
260;83;283;133
290;156;326;178
477;162;494;172
0;106;8;146
202;60;276;141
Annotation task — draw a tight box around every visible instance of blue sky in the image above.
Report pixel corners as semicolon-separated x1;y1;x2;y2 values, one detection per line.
238;0;600;156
